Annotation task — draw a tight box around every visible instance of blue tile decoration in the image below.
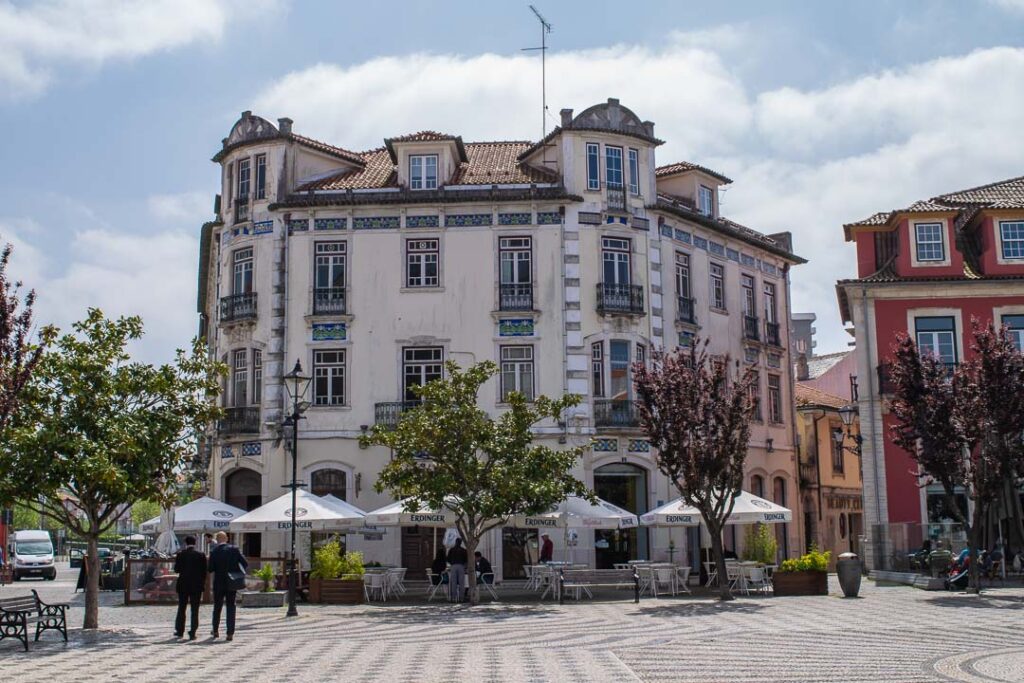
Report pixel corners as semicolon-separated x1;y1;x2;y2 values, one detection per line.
627;439;650;453
312;322;347;341
727;248;740;262
762;263;779;276
537;211;561;225
221;446;234;459
253;220;274;235
498;212;532;226
241;442;262;457
631;217;650;231
605;216;628;225
693;236;709;250
767;353;782;368
446;213;492;227
593;437;618;452
314;218;346;231
406;215;439;228
579;212;603;225
709;241;725;256
745;347;760;364
741;254;756;267
231;225;251;239
678;331;695;348
288;218;309;234
353;216;400;230
674;229;692;244
660;225;673;238
498;318;535;337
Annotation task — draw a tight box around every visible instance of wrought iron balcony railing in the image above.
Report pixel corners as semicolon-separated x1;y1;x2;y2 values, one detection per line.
743;315;760;342
218;407;260;435
765;321;782;347
374;401;420;429
677;296;697;325
499;283;533;311
235;196;250;223
593;399;640;429
313;287;346;315
596;283;645;315
606;183;627;213
220;292;257;323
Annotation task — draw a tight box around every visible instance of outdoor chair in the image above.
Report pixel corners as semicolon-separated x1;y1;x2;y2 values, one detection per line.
426;570;449;602
387;568;407;597
636;566;654;596
704;561;718;587
652;566;676;596
363;572;387;602
675;566;692;594
725;561;742;591
744;566;771;595
477;573;498;600
523;565;538;591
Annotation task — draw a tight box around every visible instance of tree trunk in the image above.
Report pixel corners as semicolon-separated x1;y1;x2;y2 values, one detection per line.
84;533;101;629
708;522;734;601
466;534;479;606
966;503;984;594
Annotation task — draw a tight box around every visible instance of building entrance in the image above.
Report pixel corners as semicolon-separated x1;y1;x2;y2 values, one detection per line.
594;463;648;568
225;468;262;558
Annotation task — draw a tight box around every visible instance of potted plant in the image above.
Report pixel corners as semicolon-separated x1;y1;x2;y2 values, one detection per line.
773;547;830;596
255;563;276;592
310;541;365;604
240;563;287;608
741;523;778;566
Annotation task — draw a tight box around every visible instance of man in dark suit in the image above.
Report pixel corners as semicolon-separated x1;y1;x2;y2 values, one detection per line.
173;536;207;640
208;531;247;641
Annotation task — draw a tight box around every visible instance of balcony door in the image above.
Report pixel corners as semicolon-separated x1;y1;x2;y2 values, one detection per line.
609;340;631;401
315;242;346;313
499;237;532;309
914;317;957;365
403;347;443;401
233;248;253;295
602;238;631;286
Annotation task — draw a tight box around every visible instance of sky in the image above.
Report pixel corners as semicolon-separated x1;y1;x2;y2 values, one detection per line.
1;0;1023;363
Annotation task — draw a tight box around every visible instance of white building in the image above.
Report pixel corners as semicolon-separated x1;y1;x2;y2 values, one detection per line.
198;99;805;580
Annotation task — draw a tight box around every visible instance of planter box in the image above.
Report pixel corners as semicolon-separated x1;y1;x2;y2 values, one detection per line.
239;590;286;608
773;570;828;596
310;577;364;605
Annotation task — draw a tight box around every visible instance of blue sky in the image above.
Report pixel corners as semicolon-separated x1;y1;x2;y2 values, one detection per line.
2;0;1023;362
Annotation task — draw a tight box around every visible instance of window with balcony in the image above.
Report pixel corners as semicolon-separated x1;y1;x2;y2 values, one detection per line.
592;342;604;397
410;154;438;190
710;262;725;310
586;143;600;191
914;223;945;262
628;148;640;195
500;345;534;402
915;316;957;365
605;146;623;189
313;349;346;406
767;374;782;423
831;428;845;474
1002;314;1024;351
749;371;762;421
221;247;257;323
742;274;759;341
598;237;643;314
592;339;640;428
1000;221;1024;260
233;247;253;294
252;350;262;406
314;242;346;315
698;185;714;216
237;158;250;202
636;343;646;367
499;237;532;310
406;239;439;288
232;349;248;408
764;282;780;346
255;154;266;200
403;347;443;401
675;252;695;324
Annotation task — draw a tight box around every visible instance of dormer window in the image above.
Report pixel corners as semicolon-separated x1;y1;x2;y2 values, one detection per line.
999;221;1024;260
914;222;945;262
698;185;714;216
410;154;438;190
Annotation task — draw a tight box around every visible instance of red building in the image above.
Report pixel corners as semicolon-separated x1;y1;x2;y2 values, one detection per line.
836;175;1024;569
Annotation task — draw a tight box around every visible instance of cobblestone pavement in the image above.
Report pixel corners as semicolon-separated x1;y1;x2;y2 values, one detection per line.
3;567;1024;682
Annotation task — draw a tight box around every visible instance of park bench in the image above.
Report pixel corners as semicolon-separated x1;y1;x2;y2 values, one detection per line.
0;589;69;651
558;568;640;605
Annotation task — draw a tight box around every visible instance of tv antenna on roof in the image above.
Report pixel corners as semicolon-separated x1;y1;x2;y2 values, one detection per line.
522;5;552;142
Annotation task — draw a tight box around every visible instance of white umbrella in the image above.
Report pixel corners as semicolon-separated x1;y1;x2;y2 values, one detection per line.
229;489;366;532
641;490;792;527
511;495;639;530
140;496;247;534
153;506;178;555
363;497;464;527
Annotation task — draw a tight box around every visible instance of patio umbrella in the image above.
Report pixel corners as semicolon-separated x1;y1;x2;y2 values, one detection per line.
363;497;465;527
641;490;792;527
511;495;639;530
139;496;247;534
229;489;366;532
153;507;178;555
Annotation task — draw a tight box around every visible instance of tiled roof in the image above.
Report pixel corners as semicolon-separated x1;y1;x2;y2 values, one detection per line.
289;133;366;166
656;161;733;185
297;148;395;191
844;212;891;230
795;383;850;410
900;199;957;214
386;131;458;143
804;351;850;380
934;175;1024;206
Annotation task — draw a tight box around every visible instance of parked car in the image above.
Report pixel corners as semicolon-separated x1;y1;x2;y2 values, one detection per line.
12;530;56;580
69;546;114;569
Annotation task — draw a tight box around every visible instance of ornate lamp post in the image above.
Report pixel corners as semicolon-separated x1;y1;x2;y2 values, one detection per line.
282;359;311;618
836;404;863;458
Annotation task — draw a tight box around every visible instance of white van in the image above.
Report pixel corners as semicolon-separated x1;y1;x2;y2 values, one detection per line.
12;530;56;580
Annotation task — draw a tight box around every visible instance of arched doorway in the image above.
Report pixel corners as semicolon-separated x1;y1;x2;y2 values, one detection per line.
594;463;649;568
225;468;262;558
310;468;347;500
773;476;789;559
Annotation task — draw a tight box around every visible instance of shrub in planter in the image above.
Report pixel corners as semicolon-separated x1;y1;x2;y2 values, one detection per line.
254;564;276;593
742;523;778;566
310;542;364;604
774;547;830;596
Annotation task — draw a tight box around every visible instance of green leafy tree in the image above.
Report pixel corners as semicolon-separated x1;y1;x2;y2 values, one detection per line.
360;360;592;605
742;522;778;565
130;500;162;530
633;340;757;601
0;310;224;629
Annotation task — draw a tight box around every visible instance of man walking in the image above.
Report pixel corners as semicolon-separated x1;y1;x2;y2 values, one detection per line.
173;536;207;641
208;531;247;641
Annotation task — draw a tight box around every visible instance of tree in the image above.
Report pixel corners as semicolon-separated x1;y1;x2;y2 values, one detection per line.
633;340;757;601
888;321;1024;593
360;360;592;605
130;500;162;530
0;310;224;628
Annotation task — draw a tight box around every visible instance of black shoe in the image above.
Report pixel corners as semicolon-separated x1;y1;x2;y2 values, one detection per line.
225;634;233;642
211;630;219;639
188;633;196;641
174;633;183;639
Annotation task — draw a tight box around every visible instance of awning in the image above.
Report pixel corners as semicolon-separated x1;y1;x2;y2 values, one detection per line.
140;496;248;534
363;497;465;527
641;490;792;526
229;489;366;532
511;495;639;530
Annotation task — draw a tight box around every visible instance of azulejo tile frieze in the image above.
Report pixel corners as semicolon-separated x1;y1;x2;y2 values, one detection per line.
593;437;618;452
406;215;439;228
288;218;310;234
241;442;262;457
353;216;400;230
537;211;561;225
627;439;650;453
312;322;347;341
314;217;347;231
498;212;532;226
445;213;493;227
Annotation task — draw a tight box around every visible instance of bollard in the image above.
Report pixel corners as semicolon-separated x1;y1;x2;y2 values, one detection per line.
836;551;862;598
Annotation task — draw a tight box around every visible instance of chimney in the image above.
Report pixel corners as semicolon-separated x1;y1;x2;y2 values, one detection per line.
796;353;810;382
278;117;293;135
560;108;573;128
241;110;251;119
643;120;655;138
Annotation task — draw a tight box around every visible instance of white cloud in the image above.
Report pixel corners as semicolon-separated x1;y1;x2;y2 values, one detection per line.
989;0;1024;12
148;191;214;224
0;0;280;99
251;42;1024;355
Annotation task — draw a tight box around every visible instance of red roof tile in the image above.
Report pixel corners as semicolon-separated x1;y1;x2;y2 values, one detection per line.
289;133;365;166
656;161;732;184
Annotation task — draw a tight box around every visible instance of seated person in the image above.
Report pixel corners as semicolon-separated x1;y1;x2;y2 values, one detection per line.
430;548;448;585
474;551;494;584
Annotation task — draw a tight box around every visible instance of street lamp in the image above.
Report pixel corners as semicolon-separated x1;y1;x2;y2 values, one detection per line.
282;359;311;618
836;404;863;458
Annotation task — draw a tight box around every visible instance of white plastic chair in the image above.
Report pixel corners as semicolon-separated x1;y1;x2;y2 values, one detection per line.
477;573;499;600
426;570;448;602
363;572;387;602
725;561;742;591
675;566;692;594
386;568;406;597
745;566;771;595
653;566;676;596
523;565;538;591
